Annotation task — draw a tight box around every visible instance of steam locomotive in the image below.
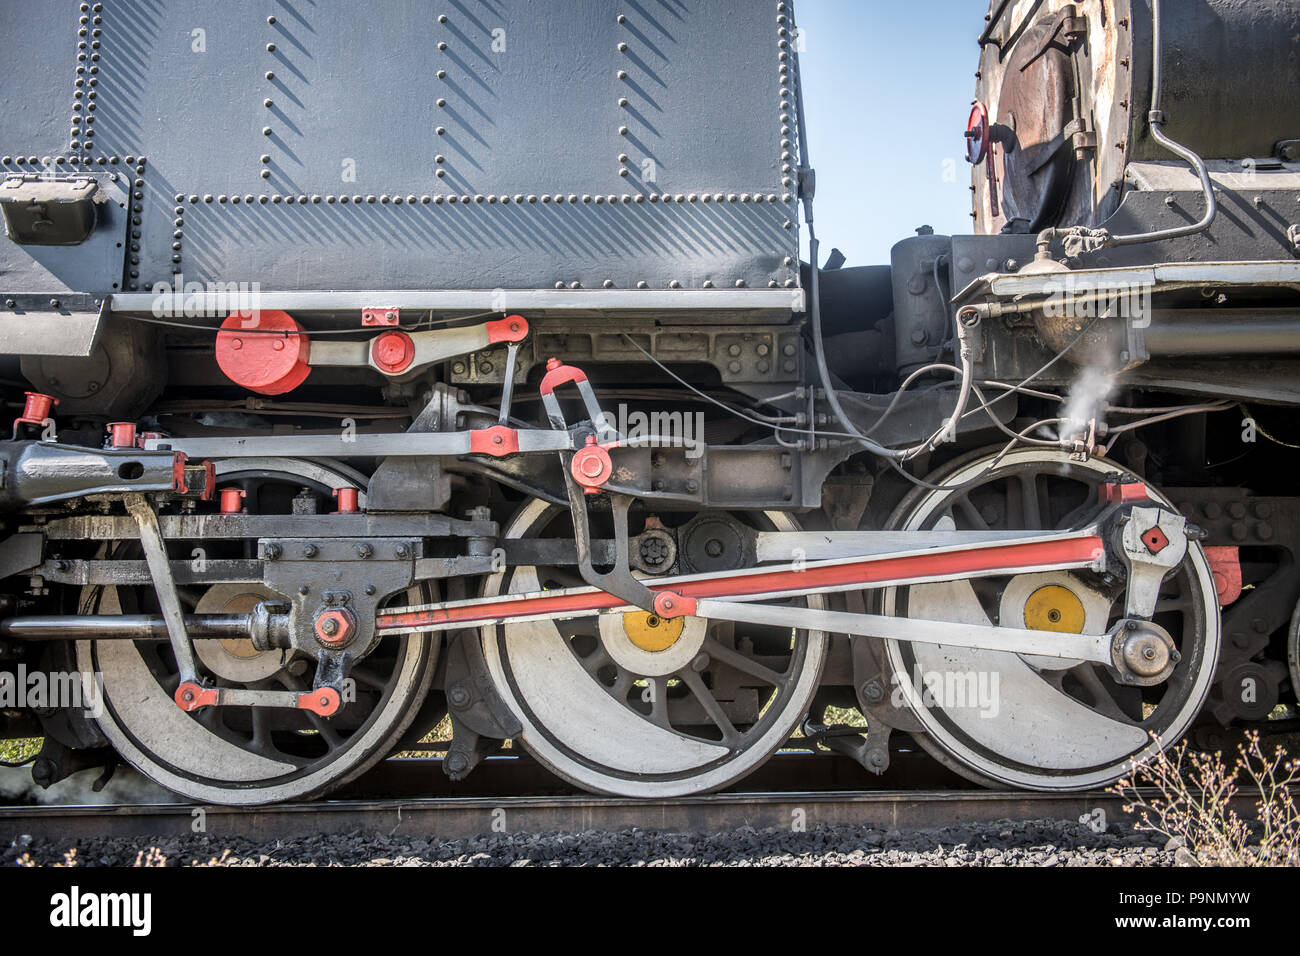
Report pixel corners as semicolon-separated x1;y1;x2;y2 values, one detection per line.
1;0;1298;804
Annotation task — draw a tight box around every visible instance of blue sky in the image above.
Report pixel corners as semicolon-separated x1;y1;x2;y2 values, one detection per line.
796;0;982;266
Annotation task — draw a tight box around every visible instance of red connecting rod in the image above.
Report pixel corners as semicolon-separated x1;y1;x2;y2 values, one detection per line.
375;533;1105;633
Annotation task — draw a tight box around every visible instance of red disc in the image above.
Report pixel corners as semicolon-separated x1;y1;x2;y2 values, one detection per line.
370;330;416;374
966;101;990;165
215;310;311;395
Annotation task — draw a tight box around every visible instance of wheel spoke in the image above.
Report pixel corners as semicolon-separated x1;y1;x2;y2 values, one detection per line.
249;706;273;753
609;671;633;699
954;497;990;531
1066;664;1140;724
702;635;787;687
305;711;343;748
577;646;614;676
564;618;602;639
1016;473;1042;529
679;668;740;747
349;665;388;691
648;677;670;729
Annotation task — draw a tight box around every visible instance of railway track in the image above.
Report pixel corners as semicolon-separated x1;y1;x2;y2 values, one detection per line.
0;753;1191;842
0;788;1165;843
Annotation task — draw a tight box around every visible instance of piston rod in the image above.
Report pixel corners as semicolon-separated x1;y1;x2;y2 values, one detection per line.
0;613;254;641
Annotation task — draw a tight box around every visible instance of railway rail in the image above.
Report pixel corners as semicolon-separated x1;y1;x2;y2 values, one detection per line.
0;754;1245;842
0;789;1173;843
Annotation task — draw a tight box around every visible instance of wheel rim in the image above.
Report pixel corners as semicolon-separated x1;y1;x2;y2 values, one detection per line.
480;499;828;797
75;459;438;805
882;448;1220;791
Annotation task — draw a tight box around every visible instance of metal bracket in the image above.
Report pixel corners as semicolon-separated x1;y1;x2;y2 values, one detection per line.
123;494;200;685
258;537;419;658
442;632;523;781
308;314;529;378
1118;505;1190;619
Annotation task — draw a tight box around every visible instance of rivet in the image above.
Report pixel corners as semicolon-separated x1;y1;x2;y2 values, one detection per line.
618;42;628;52
669;279;681;289
617;70;628;80
637;280;648;289
618;125;629;135
266;42;276;52
438;41;448;50
436;126;446;135
436;98;447;107
603;279;615;288
262;126;272;135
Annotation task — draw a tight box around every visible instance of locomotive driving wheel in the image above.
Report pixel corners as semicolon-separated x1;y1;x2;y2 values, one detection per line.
75;458;438;805
881;448;1221;790
480;499;828;797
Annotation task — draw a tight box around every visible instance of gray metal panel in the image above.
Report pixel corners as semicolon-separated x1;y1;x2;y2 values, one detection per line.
0;1;79;159
0;172;130;296
0;0;800;298
0;308;103;356
111;287;805;313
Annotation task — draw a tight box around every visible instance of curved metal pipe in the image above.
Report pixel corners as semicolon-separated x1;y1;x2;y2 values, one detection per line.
1038;0;1218;255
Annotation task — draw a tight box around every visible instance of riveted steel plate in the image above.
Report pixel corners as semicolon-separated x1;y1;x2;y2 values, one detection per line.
0;170;130;303
0;0;801;300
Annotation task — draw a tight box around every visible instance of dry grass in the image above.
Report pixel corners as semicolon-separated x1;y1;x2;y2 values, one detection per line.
0;737;40;765
1108;730;1300;866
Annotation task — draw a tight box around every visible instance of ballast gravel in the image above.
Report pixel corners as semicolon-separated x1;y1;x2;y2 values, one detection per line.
3;818;1188;867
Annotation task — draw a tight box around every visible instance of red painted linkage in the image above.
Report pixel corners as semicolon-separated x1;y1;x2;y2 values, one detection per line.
376;534;1105;631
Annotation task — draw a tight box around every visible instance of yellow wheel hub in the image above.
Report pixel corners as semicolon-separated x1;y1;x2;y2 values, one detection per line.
622;611;684;652
1024;584;1086;633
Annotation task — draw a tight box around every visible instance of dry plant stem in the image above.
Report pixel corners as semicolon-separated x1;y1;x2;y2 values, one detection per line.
1109;730;1300;866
